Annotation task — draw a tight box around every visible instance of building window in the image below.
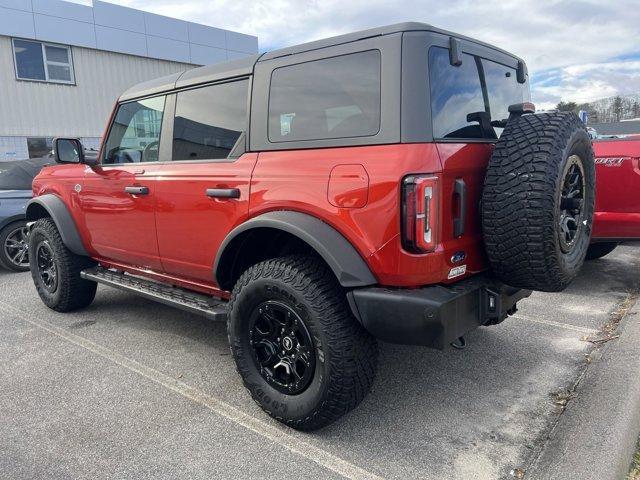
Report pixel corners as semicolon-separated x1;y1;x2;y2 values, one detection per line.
12;39;75;84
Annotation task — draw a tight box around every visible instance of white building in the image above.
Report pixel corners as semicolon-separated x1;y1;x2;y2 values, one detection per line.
0;0;258;160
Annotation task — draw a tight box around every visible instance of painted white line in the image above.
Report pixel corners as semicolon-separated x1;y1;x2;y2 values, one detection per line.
0;301;384;480
511;315;598;335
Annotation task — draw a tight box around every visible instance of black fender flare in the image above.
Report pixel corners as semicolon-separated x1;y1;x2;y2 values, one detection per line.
26;194;89;256
214;211;377;289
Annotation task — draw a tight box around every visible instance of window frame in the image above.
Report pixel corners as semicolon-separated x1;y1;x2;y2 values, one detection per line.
249;34;402;152
427;45;527;143
12;38;76;85
170;77;251;164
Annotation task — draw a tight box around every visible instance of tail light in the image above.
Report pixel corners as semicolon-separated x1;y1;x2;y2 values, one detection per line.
401;175;439;253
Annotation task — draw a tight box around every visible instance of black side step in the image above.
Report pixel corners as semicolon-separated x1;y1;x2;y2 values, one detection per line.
80;267;228;322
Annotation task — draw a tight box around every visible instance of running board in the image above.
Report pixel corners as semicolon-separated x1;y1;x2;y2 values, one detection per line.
80;267;228;322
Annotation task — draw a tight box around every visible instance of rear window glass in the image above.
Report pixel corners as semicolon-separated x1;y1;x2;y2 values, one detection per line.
482;58;530;136
268;50;381;142
429;47;485;139
429;46;529;140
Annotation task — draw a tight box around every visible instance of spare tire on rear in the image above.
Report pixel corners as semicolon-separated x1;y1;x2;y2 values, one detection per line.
482;112;595;292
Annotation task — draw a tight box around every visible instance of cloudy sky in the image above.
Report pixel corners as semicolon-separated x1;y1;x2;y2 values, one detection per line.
81;0;640;110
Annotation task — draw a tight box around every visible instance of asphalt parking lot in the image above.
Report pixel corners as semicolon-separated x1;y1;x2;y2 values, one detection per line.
1;244;639;480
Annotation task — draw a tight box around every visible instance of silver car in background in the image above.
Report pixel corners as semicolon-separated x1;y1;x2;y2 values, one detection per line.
0;157;52;271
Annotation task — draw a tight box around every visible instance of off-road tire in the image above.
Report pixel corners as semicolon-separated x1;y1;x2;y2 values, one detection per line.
482;112;595;292
0;220;30;272
29;218;97;312
228;255;378;431
585;242;618;261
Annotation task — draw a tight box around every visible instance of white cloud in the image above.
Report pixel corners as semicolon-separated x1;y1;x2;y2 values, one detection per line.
533;59;640;107
99;0;640;106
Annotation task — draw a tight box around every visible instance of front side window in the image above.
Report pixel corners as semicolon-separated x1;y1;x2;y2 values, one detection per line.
13;39;74;84
268;50;381;142
172;79;248;161
429;46;530;140
103;96;166;164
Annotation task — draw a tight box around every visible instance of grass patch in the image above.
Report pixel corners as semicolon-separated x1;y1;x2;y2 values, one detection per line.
629;440;640;479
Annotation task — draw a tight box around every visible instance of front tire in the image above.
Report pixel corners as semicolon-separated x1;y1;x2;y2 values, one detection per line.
228;255;378;431
29;218;97;312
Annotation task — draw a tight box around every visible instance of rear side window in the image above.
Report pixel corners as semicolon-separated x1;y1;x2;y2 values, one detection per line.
172;79;249;161
268;50;381;142
429;46;529;140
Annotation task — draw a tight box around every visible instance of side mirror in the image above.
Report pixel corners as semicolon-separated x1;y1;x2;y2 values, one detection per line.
54;138;84;164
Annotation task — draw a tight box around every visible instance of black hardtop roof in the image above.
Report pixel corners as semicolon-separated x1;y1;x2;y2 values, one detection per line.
119;22;523;102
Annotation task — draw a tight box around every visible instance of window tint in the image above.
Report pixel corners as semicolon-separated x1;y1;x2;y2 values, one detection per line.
429;47;485;139
172;80;248;161
103;96;165;164
13;39;74;84
268;50;381;142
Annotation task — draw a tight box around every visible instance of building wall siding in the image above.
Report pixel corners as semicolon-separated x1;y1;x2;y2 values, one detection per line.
0;36;195;138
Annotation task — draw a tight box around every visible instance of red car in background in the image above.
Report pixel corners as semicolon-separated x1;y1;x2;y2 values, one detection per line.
589;136;640;259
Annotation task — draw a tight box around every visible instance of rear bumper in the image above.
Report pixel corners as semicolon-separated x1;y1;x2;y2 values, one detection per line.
347;275;531;349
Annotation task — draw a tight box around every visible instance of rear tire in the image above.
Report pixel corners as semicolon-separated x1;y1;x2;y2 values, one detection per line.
29;218;97;312
482;112;595;292
586;242;618;260
228;255;378;431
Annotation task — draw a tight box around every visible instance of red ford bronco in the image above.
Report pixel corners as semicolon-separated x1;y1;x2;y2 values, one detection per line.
27;23;595;430
587;137;640;259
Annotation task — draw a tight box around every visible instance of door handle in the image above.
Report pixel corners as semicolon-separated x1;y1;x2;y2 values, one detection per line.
206;188;240;199
125;186;149;195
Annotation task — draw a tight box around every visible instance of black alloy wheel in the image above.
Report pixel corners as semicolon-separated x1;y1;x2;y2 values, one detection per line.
248;300;315;395
558;155;586;253
36;240;58;293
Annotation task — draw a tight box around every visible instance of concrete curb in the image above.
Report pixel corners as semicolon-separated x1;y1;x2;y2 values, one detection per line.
528;296;640;480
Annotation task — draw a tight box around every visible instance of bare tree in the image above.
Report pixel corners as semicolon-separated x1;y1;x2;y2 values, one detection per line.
613;96;623;122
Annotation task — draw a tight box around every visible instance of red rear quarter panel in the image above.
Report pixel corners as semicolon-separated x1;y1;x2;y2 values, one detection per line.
592;139;640;239
250;143;490;287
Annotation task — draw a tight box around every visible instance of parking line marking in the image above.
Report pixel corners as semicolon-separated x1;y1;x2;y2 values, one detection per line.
0;302;384;480
511;315;598;334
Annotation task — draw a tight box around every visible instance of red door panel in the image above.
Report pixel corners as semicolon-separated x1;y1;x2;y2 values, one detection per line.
80;165;162;270
154;153;258;284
